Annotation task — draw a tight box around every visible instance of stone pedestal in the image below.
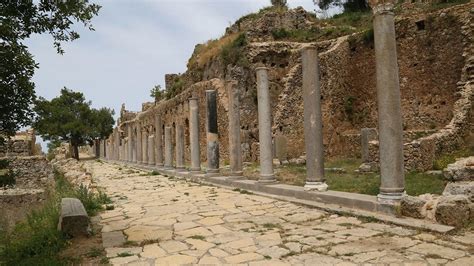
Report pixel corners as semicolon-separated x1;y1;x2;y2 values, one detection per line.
164;126;173;169
302;47;328;191
227;80;243;178
175;124;185;171
189;97;201;173
206;90;219;174
155;115;164;167
256;67;276;183
370;0;405;203
148;135;155;165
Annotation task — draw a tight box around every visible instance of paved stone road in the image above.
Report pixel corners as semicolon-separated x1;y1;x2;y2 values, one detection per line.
88;161;473;265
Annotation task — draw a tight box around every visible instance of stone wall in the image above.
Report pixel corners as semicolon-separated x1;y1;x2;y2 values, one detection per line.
115;4;473;167
0;129;39;157
6;156;53;189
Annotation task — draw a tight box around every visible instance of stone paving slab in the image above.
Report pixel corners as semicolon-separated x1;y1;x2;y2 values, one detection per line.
90;161;473;265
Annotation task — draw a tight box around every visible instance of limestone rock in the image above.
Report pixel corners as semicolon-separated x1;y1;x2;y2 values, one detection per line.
443;181;474;201
435;195;472;227
401;195;426;219
443;157;474;181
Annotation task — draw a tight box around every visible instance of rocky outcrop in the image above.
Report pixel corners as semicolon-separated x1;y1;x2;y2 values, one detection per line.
435;195;473;227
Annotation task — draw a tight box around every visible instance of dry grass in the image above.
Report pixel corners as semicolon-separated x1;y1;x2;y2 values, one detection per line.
187;33;240;69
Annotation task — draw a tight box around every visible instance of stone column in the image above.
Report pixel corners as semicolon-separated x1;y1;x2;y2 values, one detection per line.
189;97;201;173
164;126;173;169
136;122;142;164
142;130;148;165
206;90;219;174
116;130;120;161
127;125;133;162
175;124;185;171
370;0;405;203
148;135;155;165
155;115;164;167
227;80;243;177
302;47;328;191
255;67;276;183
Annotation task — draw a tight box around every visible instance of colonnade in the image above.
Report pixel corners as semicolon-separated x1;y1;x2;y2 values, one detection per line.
102;0;405;204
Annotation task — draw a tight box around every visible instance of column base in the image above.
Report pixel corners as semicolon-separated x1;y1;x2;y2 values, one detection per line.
189;167;201;173
175;166;186;172
228;171;244;179
304;181;328;192
207;168;219;174
164;165;174;170
377;191;405;204
258;174;277;184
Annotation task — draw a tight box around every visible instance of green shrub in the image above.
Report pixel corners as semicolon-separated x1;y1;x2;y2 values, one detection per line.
221;33;248;67
0;169;15;187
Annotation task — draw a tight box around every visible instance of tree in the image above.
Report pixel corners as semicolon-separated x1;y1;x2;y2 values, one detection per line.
0;0;101;142
150;85;164;102
271;0;288;8
33;88;114;160
313;0;369;12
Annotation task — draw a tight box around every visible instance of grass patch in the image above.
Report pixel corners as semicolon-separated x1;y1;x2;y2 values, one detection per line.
105;205;115;210
0;170;112;264
117;252;133;257
187;33;241;69
239;189;253;195
86;247;103;258
433;146;473;170
271;158;447;196
262;223;282;230
189;235;205;240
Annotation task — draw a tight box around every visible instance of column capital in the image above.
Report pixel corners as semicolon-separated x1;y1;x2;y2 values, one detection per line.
369;0;396;15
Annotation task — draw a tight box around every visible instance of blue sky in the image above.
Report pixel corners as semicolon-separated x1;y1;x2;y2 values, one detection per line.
26;0;338;150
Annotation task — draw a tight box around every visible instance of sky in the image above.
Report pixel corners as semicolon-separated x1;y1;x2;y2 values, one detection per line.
25;0;338;150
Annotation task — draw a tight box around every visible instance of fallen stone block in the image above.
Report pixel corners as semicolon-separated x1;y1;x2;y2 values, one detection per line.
58;197;90;237
443;181;474;202
435;195;472;227
443;157;474;181
401;195;427;219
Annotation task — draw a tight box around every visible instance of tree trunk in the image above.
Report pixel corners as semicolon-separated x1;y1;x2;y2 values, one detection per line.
72;144;79;160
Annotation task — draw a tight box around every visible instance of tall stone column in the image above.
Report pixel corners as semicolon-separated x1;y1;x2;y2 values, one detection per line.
206;90;219;174
127;125;133;162
155;115;164;167
189;97;201;173
136;122;142;164
175;124;185;171
148;135;155;165
116;130;120;161
227;80;243;177
370;0;405;203
301;47;328;191
164;126;173;169
142;130;148;165
256;67;276;183
132;123;137;163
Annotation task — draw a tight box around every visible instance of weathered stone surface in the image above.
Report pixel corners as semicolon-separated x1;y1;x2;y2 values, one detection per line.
401;195;427;219
84;160;473;265
58;198;89;237
435;195;472;227
443;157;474;181
443;181;474;201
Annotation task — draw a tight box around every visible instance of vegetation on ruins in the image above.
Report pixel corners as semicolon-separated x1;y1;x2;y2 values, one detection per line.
0;159;15;187
314;0;369;13
0;0;101;143
33;88;115;160
0;170;111;265
271;0;288;8
150;84;165;101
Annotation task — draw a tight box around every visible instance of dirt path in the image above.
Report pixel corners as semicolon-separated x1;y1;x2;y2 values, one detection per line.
88;160;473;265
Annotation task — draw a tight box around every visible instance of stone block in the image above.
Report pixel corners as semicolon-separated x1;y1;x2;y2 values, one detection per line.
443;157;474;181
58;198;89;237
435;195;472;227
400;195;427;219
443;181;474;201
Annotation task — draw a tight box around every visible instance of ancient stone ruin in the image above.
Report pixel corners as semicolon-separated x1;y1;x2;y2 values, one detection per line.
93;2;473;228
